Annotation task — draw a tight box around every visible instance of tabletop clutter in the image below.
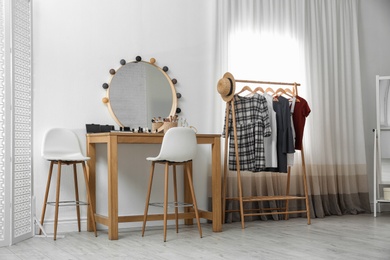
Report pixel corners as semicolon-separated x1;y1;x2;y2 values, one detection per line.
151;115;178;133
86;116;184;134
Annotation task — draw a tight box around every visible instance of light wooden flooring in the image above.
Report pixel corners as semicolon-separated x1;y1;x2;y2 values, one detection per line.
1;213;390;260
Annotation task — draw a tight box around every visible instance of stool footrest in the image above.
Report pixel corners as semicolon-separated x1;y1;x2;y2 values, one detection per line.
149;202;193;208
47;200;89;207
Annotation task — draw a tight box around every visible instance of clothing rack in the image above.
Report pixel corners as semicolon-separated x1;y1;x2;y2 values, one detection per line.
221;76;311;229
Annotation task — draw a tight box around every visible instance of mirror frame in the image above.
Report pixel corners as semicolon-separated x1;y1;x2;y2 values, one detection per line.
102;56;180;128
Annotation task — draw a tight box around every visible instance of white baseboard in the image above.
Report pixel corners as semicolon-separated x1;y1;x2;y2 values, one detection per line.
33;217;182;235
34;217;91;235
33;217;205;237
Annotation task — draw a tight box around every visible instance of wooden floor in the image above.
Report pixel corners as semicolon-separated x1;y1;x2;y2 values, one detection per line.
1;213;390;259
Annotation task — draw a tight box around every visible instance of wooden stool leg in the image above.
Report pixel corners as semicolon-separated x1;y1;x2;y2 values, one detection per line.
54;161;62;241
142;162;155;237
163;162;169;242
40;161;54;235
173;165;179;233
82;161;97;237
73;164;81;232
186;162;202;238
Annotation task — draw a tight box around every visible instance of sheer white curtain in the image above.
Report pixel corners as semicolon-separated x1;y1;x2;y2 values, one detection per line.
303;0;369;216
217;0;370;221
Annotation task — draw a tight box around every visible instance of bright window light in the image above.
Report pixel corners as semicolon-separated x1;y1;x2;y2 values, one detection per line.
229;31;302;84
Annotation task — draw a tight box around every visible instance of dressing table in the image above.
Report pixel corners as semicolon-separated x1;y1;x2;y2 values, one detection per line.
87;56;222;240
85;132;222;240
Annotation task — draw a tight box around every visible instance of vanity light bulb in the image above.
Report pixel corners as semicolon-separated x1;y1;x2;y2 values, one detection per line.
102;97;109;103
136;56;142;61
150;58;156;64
102;83;109;89
172;78;177;84
176;107;181;113
120;59;126;65
163;66;169;72
109;69;116;75
176;93;182;98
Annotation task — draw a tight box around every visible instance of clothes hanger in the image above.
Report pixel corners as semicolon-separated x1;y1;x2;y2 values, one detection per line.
284;88;295;96
265;87;275;95
274;88;287;96
236;85;254;95
273;88;287;101
273;87;300;102
253;86;265;94
284;88;300;102
265;87;279;101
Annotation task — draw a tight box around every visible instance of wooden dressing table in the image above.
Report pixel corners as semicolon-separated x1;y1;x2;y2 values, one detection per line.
85;132;222;240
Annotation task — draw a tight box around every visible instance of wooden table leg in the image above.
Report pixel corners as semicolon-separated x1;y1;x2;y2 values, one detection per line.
108;135;119;240
212;136;222;232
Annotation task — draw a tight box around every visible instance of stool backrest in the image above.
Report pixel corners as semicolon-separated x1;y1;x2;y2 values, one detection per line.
42;128;88;161
154;127;197;162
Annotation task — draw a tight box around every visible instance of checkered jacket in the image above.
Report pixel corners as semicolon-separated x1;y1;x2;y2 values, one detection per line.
223;93;272;171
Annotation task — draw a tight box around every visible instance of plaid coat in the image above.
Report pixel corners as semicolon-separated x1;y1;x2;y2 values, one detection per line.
223;93;272;171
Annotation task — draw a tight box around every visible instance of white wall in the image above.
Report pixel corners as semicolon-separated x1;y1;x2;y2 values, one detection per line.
358;0;390;204
32;0;220;231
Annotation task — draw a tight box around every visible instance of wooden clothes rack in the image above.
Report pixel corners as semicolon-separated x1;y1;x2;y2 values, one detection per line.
222;77;311;229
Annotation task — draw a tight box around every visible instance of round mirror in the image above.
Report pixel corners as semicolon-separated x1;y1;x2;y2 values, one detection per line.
103;59;178;129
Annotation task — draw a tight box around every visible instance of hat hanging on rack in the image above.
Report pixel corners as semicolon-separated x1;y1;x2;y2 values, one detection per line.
217;72;236;102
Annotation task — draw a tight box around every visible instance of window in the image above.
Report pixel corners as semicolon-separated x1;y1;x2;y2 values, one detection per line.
229;31;303;85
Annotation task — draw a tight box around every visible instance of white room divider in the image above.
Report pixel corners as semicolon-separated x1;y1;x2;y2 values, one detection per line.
0;0;33;247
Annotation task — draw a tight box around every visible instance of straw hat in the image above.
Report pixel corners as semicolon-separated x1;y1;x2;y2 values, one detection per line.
217;72;235;102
